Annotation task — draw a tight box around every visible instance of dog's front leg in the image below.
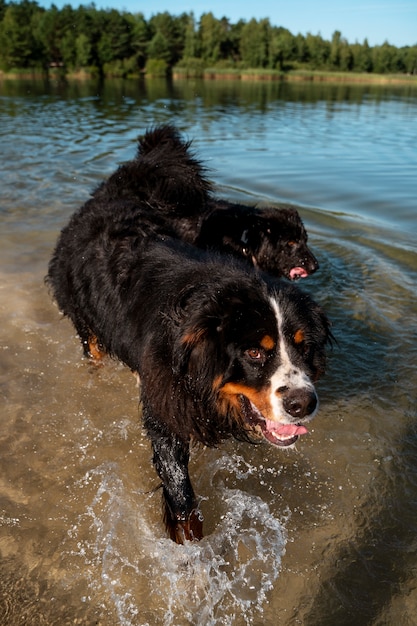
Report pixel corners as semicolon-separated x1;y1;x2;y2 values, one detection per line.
150;431;203;544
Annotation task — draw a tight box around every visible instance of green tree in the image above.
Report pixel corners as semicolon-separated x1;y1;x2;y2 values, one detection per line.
0;0;43;69
72;4;104;70
0;2;412;76
147;31;171;62
75;32;92;68
148;12;186;66
329;30;342;69
404;46;417;74
33;4;66;66
339;42;354;71
198;12;227;64
269;27;297;70
60;30;77;69
372;41;396;73
57;4;77;69
240;18;270;68
226;19;244;64
294;33;309;66
182;12;199;59
128;12;149;70
97;10;133;67
353;38;373;72
305;32;330;69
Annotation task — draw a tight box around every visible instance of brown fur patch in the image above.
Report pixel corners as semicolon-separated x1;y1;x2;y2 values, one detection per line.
260;334;275;350
181;328;206;345
294;329;305;344
219;382;273;420
88;336;106;362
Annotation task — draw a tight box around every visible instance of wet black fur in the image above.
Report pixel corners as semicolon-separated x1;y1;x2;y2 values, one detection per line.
196;199;319;279
47;222;330;541
78;124;318;280
46;124;328;541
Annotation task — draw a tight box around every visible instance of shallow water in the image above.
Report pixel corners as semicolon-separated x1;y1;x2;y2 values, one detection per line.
1;77;416;625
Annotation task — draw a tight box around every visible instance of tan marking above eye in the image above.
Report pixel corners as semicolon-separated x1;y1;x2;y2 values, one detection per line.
294;329;305;344
260;334;275;350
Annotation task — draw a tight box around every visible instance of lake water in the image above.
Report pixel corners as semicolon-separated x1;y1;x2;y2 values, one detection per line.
1;77;416;625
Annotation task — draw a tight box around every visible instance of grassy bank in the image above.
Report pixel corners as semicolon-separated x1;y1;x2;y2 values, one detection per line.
1;67;416;86
173;67;417;85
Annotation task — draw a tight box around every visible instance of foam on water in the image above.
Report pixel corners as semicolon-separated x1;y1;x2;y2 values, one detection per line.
65;454;287;626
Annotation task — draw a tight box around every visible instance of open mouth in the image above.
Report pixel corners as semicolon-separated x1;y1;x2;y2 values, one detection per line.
289;266;308;280
240;395;308;447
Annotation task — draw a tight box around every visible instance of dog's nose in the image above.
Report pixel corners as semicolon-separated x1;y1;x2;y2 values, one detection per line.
306;253;319;274
282;388;318;419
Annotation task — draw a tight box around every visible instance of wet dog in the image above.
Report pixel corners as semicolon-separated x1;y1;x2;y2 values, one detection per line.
196;199;319;280
87;124;319;280
47;219;331;542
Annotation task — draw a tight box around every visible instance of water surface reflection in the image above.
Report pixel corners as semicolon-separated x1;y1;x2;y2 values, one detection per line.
0;77;416;624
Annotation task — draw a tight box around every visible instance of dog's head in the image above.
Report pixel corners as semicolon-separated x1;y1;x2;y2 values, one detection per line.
173;277;331;447
239;207;319;280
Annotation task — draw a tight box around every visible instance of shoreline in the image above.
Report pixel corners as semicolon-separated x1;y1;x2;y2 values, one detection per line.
174;69;417;85
1;69;416;86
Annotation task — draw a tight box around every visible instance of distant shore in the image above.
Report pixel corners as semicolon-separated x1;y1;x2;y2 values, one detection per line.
173;69;417;85
1;68;416;86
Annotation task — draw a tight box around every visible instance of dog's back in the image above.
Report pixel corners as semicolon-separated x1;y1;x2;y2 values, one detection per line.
93;125;212;215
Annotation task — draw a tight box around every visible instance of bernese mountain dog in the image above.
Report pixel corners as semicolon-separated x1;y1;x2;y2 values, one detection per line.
47;197;332;542
87;124;319;281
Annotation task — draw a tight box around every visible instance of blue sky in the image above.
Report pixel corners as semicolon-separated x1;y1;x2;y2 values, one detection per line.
36;0;416;47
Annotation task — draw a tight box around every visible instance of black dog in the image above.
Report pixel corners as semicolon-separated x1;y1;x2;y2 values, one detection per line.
196;199;318;280
47;211;331;542
88;124;319;280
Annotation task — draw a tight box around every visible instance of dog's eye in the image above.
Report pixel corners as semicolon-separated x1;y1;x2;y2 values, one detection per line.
293;330;311;357
296;340;311;358
245;348;265;363
242;247;250;256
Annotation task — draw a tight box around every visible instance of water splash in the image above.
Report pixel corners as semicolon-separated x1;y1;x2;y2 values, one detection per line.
65;456;287;625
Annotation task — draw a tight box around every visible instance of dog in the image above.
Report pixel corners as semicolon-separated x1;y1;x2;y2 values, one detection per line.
88;124;319;280
47;209;331;542
196;199;319;280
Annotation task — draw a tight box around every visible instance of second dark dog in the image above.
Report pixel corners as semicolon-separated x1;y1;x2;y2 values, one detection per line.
91;125;319;280
196;199;318;280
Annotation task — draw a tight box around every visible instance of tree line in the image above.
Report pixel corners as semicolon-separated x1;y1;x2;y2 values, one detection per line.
0;0;416;77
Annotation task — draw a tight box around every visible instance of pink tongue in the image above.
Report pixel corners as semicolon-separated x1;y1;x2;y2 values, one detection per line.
290;267;308;280
266;421;308;437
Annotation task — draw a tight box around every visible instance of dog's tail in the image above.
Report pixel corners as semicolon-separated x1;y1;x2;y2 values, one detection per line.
137;124;188;157
93;125;213;215
135;125;213;213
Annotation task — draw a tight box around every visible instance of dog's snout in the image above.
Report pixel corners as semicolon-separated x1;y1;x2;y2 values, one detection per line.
281;388;317;419
306;252;319;274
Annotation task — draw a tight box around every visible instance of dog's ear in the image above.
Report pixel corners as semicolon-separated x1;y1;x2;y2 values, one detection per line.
171;290;221;379
171;288;252;379
171;290;239;380
309;305;334;381
277;281;333;381
173;324;208;375
172;318;224;391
